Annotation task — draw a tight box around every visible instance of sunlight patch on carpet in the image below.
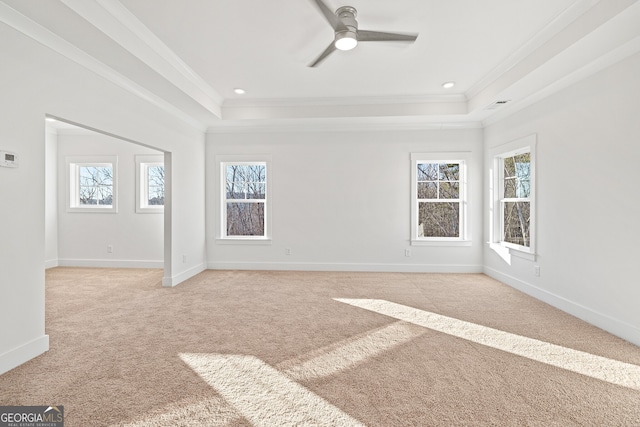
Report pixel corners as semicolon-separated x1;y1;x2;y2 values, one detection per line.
279;320;425;382
180;353;366;427
335;298;640;391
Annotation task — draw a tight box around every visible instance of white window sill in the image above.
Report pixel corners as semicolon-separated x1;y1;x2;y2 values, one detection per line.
216;238;272;245
68;207;117;213
136;207;164;214
488;242;536;261
412;239;472;247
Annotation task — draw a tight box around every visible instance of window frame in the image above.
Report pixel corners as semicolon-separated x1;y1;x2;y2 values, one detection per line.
135;154;164;213
216;154;272;243
490;135;536;257
66;155;118;213
411;152;471;246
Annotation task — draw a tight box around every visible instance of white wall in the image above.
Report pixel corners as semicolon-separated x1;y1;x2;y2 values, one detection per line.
45;129;58;268
483;52;640;346
207;128;483;272
55;131;163;268
0;22;206;374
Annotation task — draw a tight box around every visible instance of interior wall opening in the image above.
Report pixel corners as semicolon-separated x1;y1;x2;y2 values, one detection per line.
44;114;170;279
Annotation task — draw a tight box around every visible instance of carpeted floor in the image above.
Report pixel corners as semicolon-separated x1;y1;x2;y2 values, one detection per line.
1;268;639;426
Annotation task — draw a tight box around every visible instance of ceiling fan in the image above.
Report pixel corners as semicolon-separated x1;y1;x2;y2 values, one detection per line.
308;0;418;67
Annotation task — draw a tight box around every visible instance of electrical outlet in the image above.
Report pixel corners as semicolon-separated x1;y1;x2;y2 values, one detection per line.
405;249;411;257
534;265;540;277
285;248;291;256
107;245;113;254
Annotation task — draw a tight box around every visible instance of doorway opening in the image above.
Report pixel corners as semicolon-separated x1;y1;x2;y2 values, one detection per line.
44;115;171;282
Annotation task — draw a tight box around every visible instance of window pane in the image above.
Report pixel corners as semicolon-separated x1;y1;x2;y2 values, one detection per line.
439;182;459;199
226;182;246;199
148;189;164;205
226;165;243;182
517;178;530;198
514;153;530;175
503;157;516;178
79;166;112;205
417;182;437;199
225;164;266;200
503;201;530;247
417;163;438;181
226;202;265;236
504;177;517;198
147;165;164;205
79;188;97;205
246;165;266;182
247;182;266;199
439;163;460;180
418;202;460;238
504;153;530;198
80;166;112;185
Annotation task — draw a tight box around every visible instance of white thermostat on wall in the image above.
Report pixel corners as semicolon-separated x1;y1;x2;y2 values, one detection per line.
0;150;19;168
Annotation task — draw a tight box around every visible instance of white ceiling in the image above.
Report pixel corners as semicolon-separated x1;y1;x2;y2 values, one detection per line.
2;0;640;131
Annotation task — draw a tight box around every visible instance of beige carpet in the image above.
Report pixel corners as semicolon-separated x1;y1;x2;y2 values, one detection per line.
1;268;639;426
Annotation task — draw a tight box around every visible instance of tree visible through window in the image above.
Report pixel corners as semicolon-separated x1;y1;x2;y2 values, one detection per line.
224;163;266;237
146;164;165;206
68;157;118;212
490;135;535;254
417;162;461;238
78;165;113;206
135;155;164;213
501;152;531;247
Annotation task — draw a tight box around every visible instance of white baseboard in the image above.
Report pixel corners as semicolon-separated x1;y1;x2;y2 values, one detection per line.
0;335;49;376
162;262;207;287
44;259;59;269
208;261;483;274
58;258;164;269
484;267;640;347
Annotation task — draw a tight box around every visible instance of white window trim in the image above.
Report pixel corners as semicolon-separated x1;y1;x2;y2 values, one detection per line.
489;134;536;258
215;154;272;244
66;155;118;213
411;152;471;246
135;154;164;213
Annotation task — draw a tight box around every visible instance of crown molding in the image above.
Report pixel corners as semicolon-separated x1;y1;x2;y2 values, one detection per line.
61;0;223;117
207;118;483;134
222;93;467;108
0;1;206;131
482;33;640;127
467;0;637;114
482;0;640;127
222;94;469;121
465;0;598;101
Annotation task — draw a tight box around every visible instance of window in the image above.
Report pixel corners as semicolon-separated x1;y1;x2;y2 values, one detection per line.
411;153;469;245
490;135;536;254
67;156;118;212
136;155;164;213
218;155;271;241
501;152;530;247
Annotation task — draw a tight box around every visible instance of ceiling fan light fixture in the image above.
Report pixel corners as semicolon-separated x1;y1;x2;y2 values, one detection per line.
334;31;358;51
308;1;417;67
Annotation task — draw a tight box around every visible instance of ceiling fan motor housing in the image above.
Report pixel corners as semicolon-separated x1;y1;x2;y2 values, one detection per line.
335;6;358;48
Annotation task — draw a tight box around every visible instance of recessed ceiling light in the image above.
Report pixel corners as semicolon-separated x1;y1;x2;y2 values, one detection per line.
233;88;246;95
442;81;455;89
